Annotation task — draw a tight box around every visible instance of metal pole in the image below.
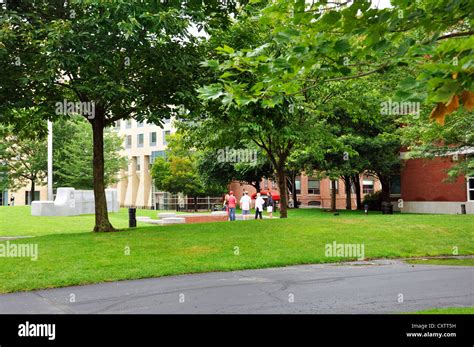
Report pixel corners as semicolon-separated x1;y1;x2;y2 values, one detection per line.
47;120;53;201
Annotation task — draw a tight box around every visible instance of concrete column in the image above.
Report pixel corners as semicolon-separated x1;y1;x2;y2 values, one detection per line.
124;156;138;206
117;169;128;207
137;155;151;208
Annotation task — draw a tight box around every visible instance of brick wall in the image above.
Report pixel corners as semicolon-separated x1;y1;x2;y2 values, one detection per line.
401;157;467;202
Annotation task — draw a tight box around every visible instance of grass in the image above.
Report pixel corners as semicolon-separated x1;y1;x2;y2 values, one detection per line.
0;206;188;236
409;307;474;314
406;258;474;266
0;206;473;294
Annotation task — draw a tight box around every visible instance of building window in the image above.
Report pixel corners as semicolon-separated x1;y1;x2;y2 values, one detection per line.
137;120;145;127
363;179;374;194
390;175;401;195
137;134;144;148
330;180;339;194
150;132;157;147
114;120;121;130
295;178;301;194
150;150;166;164
308;178;320;195
163;130;171;145
125;135;132;149
468;177;474;201
125;119;132;129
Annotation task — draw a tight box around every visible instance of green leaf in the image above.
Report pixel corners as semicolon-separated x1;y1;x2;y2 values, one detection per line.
197;84;224;100
322;11;341;25
334;39;351;53
216;45;235;55
200;60;220;69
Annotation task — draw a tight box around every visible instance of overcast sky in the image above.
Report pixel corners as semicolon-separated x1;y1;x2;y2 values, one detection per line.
371;0;392;9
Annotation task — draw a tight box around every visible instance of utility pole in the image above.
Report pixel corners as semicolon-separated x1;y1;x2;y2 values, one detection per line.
47;120;53;201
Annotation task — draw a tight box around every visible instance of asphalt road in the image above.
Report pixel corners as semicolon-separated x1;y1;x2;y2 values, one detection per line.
0;260;472;314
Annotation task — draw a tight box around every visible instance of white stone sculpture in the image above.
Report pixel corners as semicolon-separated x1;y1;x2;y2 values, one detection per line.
31;188;119;216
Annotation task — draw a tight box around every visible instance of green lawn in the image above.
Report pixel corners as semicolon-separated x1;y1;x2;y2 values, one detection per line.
409;307;474;314
406;258;474;266
0;206;187;236
0;206;473;294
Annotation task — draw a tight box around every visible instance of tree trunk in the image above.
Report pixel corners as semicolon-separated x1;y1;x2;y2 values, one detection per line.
276;167;288;218
352;174;362;210
91;118;116;232
291;172;298;208
193;196;197;212
331;179;337;211
30;179;35;205
253;178;261;193
379;175;391;202
343;175;352;210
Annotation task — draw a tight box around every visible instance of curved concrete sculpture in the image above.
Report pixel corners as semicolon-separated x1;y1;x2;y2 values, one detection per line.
31;188;119;216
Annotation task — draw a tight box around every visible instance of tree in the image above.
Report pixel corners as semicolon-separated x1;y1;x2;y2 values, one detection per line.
233;0;473;118
196;5;349;218
0;114;47;204
53;118;126;190
1;1;239;231
197;145;274;193
400;109;474;179
151;133;226;211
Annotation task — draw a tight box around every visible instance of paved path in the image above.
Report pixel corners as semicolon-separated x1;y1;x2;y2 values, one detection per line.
0;260;472;314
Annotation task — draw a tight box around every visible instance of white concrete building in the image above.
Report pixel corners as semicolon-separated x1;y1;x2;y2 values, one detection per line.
110;118;175;209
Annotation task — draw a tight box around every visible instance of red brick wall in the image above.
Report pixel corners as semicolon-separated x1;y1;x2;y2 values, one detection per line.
401;157;467;202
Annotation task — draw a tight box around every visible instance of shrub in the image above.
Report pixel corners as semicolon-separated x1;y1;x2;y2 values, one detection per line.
362;190;383;211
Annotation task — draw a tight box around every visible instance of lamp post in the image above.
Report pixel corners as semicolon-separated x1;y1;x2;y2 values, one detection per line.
47;120;53;201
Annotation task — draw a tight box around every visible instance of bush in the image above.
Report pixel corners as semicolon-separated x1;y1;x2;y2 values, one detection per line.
362;190;383;211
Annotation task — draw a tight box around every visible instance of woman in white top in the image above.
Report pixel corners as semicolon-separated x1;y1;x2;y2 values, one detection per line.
254;193;265;220
240;191;252;220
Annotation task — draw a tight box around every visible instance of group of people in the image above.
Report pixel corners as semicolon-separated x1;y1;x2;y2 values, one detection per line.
224;191;275;221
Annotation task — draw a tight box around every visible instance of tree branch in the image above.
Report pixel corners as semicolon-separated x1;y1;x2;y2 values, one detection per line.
437;30;474;40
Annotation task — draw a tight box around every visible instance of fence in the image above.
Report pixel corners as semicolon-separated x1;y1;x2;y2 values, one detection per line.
154;196;224;212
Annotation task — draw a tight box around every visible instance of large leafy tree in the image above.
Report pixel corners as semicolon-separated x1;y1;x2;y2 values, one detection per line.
199;0;472;191
151;133;226;211
53;118;126;190
196;5;347;218
197;145;274;193
1;0;239;231
227;0;472;117
0;113;47;204
400;109;474;179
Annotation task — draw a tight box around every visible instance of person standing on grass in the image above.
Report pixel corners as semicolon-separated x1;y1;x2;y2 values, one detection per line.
267;194;274;218
240;191;251;220
223;193;229;216
255;192;265;220
10;195;15;207
227;191;237;221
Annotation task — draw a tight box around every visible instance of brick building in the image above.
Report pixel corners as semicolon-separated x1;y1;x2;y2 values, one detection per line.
229;173;382;210
399;153;474;214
